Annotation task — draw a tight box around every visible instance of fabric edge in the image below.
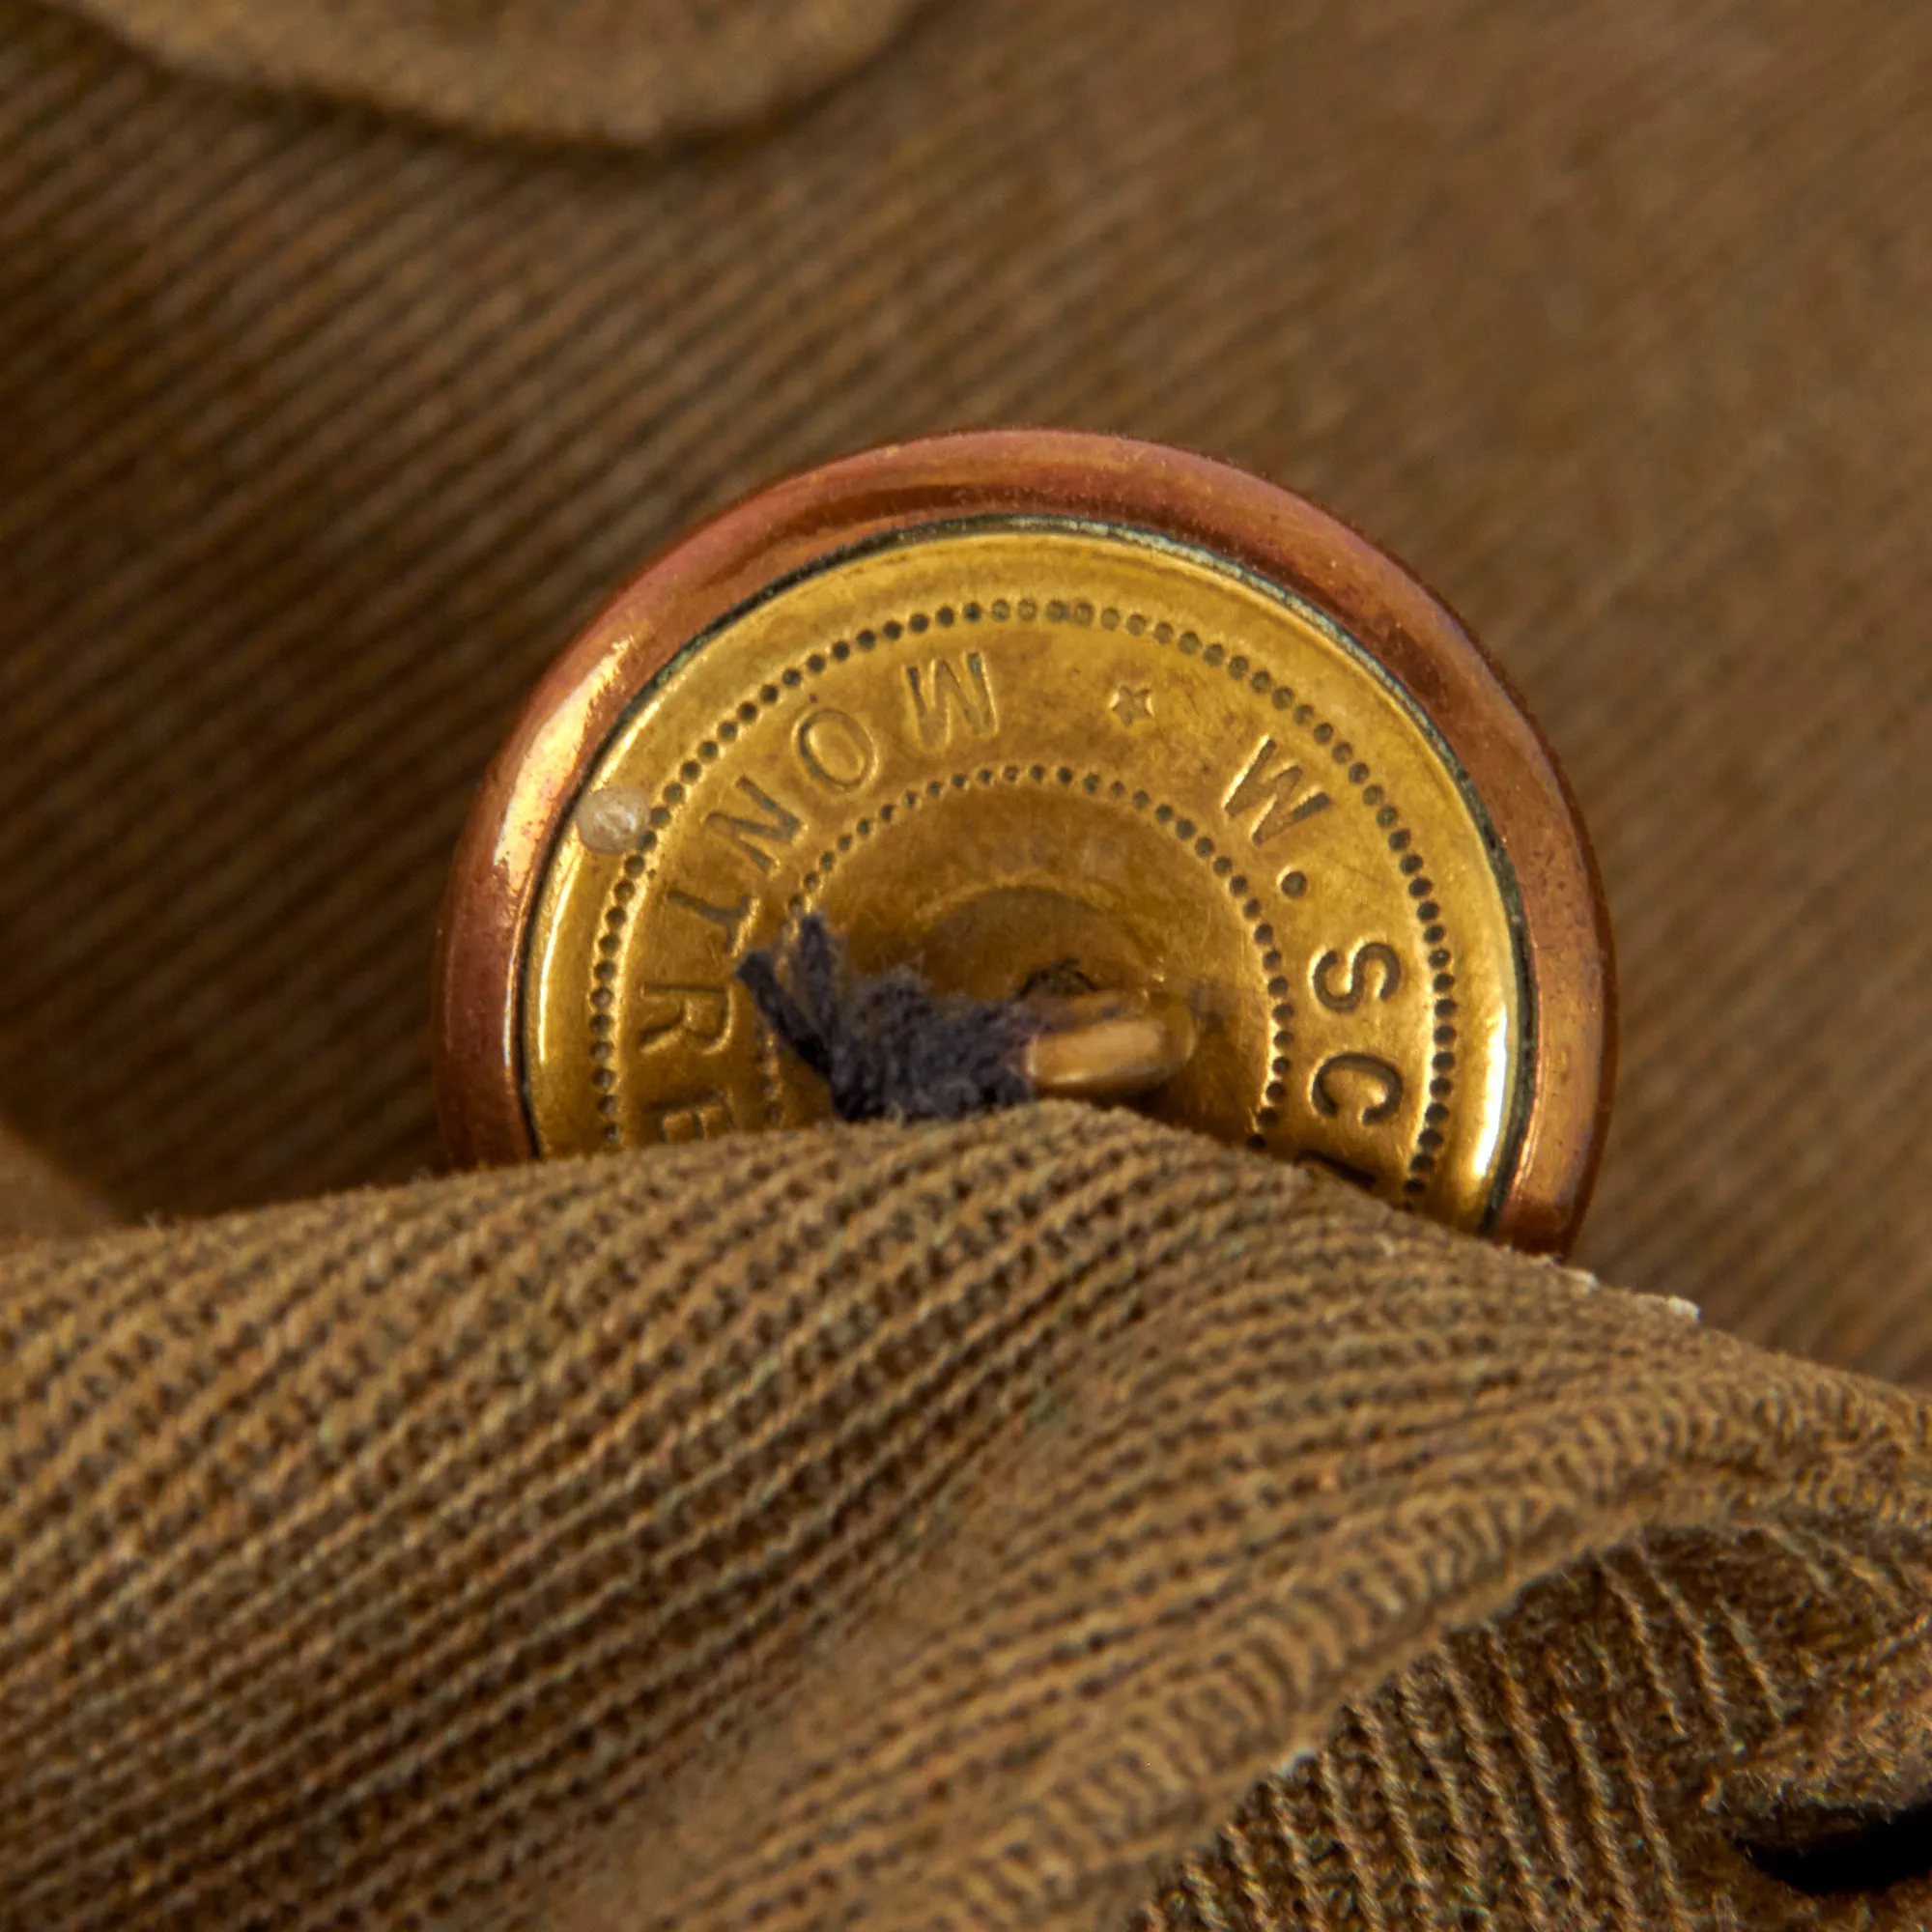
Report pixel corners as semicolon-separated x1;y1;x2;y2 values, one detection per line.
43;0;938;149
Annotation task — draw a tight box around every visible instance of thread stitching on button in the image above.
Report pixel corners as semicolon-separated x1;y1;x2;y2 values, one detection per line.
760;766;1293;1138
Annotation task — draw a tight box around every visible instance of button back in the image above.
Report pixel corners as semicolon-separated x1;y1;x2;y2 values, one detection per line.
435;432;1614;1254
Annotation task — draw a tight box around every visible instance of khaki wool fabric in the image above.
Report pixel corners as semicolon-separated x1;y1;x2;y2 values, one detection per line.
7;1107;1932;1932
2;1;1932;1927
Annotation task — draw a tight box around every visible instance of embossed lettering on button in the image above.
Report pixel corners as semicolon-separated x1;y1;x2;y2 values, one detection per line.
435;432;1615;1255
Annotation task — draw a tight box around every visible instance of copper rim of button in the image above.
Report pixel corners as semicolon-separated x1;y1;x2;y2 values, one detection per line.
433;429;1616;1255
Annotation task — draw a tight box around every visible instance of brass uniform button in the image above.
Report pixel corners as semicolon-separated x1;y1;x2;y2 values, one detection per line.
436;431;1614;1254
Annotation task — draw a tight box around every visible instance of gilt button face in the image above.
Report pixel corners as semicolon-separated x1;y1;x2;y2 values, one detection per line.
436;432;1614;1253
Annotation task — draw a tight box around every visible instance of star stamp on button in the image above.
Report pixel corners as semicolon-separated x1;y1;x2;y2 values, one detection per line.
434;431;1615;1254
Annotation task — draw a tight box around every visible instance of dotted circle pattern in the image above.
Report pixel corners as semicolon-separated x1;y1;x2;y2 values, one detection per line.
582;592;1459;1200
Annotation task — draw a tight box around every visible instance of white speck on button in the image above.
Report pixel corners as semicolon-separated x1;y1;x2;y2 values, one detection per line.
576;787;654;854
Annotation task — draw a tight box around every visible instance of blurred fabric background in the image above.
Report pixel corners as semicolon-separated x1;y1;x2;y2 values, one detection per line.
0;0;1927;1385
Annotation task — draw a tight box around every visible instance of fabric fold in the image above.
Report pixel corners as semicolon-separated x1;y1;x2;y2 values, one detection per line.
44;0;935;147
3;1104;1928;1929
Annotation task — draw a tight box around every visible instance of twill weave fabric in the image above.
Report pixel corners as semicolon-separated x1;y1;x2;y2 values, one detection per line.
5;1109;1931;1930
2;1;1932;1926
